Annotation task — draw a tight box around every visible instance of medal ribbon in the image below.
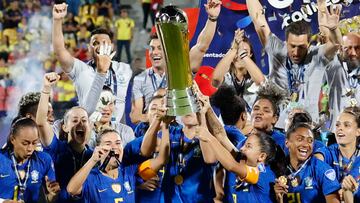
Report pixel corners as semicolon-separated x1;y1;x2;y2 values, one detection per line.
286;158;310;181
11;154;31;201
149;69;166;92
286;58;305;101
339;148;359;180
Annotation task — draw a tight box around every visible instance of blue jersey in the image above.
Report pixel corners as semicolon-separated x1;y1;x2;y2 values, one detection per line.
43;135;93;202
134;122;149;138
135;125;178;203
225;137;276;203
224;125;246;148
224;164;276;203
160;126;215;203
0;150;56;203
284;157;340;203
81;165;137;203
315;144;360;200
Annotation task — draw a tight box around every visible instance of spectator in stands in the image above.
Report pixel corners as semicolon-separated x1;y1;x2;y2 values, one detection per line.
140;0;155;33
0;35;10;63
246;0;342;124
130;0;221;124
2;0;21;46
52;71;77;120
23;0;36;20
52;3;132;123
212;29;265;111
97;0;113;20
115;8;135;64
76;23;91;43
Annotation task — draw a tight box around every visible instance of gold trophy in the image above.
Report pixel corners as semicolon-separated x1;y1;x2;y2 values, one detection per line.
155;5;200;116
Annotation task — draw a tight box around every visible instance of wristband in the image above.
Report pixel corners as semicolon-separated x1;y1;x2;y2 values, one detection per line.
42;90;50;94
238;50;248;59
208;16;218;22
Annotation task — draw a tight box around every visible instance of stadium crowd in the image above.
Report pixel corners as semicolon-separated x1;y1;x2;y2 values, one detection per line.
0;0;360;203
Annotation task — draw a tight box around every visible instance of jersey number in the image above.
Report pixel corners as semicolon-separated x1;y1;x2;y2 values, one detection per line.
287;193;301;203
114;198;123;203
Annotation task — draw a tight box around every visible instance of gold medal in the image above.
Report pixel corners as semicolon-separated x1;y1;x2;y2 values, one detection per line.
291;178;299;187
174;175;183;185
278;176;287;185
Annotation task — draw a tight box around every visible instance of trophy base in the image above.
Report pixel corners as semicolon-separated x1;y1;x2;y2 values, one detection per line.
166;87;200;116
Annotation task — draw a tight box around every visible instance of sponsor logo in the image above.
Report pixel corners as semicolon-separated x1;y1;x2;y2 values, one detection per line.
98;188;107;193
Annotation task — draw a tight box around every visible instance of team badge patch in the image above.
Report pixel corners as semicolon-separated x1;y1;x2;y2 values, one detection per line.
304;177;313;189
124;181;132;193
31;170;39;183
111;184;121;193
325;169;336;181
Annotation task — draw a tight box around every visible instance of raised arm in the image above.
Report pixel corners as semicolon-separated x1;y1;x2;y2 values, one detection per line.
147;119;171;172
197;127;258;183
246;0;271;46
140;106;166;157
197;95;217;164
52;3;74;73
190;0;221;73
317;0;342;59
36;73;60;147
82;42;115;115
238;41;265;85
67;146;110;196
205;106;238;154
212;29;243;87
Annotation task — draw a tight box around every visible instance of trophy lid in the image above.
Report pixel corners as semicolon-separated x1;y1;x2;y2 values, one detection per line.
155;5;188;24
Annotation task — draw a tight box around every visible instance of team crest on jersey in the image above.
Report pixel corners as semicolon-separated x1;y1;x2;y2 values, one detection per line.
325;169;336;181
304;177;313;189
124;181;133;194
111;184;121;193
31;170;39;183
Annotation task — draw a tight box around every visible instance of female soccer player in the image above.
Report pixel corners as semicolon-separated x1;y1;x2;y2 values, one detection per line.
274;123;341;203
315;106;360;203
250;82;287;152
67;128;137;203
36;72;93;202
0;117;60;203
198;119;283;202
212;29;265;110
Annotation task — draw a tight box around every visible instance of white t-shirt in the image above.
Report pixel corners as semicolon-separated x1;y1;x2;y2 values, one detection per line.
265;34;329;126
68;58;133;122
